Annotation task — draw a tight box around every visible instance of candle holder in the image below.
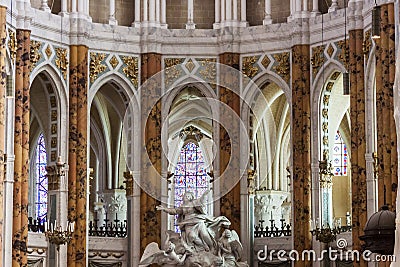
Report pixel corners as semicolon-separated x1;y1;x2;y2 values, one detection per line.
44;221;75;250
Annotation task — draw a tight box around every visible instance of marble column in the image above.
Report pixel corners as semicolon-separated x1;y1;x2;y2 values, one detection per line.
140;53;162;254
0;5;6;266
291;44;312;267
375;3;397;210
67;45;88;267
12;29;31;267
219;53;241;235
349;28;367;266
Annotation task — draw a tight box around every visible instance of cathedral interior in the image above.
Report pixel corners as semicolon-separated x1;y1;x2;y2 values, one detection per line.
0;0;399;266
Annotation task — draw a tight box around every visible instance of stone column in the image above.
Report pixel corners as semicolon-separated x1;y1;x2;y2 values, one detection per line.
375;3;397;210
349;28;367;265
12;28;31;267
263;0;272;25
0;5;6;266
109;0;117;25
140;53;162;254
67;45;88;267
219;53;241;235
291;44;312;267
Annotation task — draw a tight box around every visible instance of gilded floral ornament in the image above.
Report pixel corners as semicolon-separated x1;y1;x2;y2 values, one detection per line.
261;55;271;69
242;56;259;78
90;52;107;83
311;45;325;77
336;40;349;69
326;44;334;58
199;58;216;82
185;58;195;73
109;55;119;69
122;56;139;87
164;58;184;86
45;44;52;59
7;29;16;62
30;40;42;72
272;52;290;83
55;47;68;80
363;30;372;57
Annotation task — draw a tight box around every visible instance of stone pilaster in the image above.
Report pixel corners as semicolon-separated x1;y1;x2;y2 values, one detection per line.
140;53;162;254
12;28;31;267
219;53;241;235
0;5;6;265
67;45;88;267
291;44;312;267
349;28;367;266
375;3;397;210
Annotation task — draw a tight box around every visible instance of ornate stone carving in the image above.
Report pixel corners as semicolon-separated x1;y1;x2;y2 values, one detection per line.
330;71;341;80
109;55;119;69
30;40;42;71
261;55;271;69
336;39;349;69
45;44;52;59
198;58;216;83
55;47;68;80
164;58;184;86
326;81;334;92
272;52;290;83
363;30;372;62
327;43;335;58
7;29;16;61
311;45;325;77
140;190;249;267
89;52;107;83
122;56;139;87
185;58;195;73
123;171;133;196
242;56;259;78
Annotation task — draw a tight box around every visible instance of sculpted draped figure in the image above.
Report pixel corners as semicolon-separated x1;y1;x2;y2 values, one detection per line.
139;190;249;267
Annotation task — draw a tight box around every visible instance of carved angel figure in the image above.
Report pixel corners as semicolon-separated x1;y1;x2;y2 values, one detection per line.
218;229;249;267
139;241;186;266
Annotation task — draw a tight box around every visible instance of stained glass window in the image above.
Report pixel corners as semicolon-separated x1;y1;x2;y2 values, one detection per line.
35;133;48;223
332;131;347;176
174;142;208;232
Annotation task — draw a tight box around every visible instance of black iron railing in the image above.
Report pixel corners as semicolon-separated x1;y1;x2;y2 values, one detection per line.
28;217;45;233
254;219;292;238
89;214;127;238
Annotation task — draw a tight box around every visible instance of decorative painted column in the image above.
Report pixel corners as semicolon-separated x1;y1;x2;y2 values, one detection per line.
348;28;367;265
12;28;31;267
291;44;312;267
375;3;397;211
67;45;88;267
219;53;241;235
0;5;6;266
140;53;162;254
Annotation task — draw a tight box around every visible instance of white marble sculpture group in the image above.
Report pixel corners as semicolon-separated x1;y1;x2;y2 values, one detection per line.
139;190;249;267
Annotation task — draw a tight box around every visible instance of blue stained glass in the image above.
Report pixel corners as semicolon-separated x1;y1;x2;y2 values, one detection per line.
173;141;209;232
36;133;47;223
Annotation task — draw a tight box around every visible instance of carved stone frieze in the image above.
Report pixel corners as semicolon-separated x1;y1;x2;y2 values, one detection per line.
121;56;139;87
89;52;107;83
55;47;68;80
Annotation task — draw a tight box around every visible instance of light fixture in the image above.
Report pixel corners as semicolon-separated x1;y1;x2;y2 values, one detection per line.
44;220;75;250
372;5;381;39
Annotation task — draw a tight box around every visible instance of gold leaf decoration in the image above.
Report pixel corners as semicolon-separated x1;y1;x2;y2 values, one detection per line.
45;44;52;59
242;56;259;78
90;52;107;83
363;29;372;63
8;29;16;62
261;55;271;69
272;52;290;83
311;45;325;77
327;43;334;58
330;71;340;80
185;59;195;73
199;58;216;82
55;47;68;80
109;55;119;69
164;58;184;86
122;56;139;87
30;40;42;71
336;40;349;69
